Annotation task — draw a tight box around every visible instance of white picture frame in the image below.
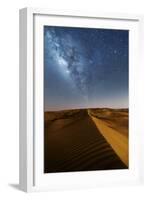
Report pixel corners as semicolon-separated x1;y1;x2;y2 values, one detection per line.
19;7;144;192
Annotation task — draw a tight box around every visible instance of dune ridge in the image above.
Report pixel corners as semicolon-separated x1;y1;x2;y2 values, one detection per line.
44;108;128;173
89;115;128;166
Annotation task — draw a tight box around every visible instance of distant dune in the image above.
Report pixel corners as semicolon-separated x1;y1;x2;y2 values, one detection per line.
44;108;128;173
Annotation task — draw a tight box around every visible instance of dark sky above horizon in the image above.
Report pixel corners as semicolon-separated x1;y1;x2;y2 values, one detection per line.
44;26;128;111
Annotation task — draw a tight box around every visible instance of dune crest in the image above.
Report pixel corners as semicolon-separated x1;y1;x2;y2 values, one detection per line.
90;115;128;166
44;108;128;173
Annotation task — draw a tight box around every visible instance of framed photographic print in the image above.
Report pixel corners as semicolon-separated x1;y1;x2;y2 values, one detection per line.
19;8;144;192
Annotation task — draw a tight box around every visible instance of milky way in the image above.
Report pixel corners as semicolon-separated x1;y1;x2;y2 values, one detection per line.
44;27;90;98
44;26;128;110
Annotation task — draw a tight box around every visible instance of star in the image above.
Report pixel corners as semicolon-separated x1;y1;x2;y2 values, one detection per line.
114;50;117;54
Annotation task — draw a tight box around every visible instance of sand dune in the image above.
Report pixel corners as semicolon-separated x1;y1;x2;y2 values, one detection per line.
44;108;128;173
89;108;128;136
88;108;128;166
91;117;128;166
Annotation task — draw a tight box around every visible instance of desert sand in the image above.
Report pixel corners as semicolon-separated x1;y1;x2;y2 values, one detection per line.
88;109;128;166
44;108;128;173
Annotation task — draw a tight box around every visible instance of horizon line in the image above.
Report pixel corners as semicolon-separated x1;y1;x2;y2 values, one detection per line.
44;106;129;112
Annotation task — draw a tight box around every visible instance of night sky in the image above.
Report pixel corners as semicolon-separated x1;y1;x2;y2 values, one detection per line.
44;26;128;111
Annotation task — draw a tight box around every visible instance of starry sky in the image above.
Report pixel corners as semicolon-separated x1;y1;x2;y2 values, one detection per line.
44;26;128;111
